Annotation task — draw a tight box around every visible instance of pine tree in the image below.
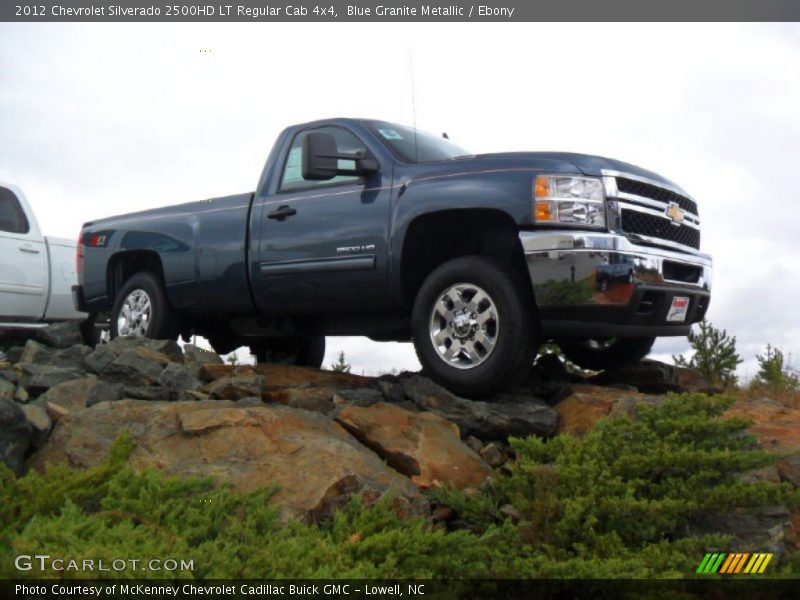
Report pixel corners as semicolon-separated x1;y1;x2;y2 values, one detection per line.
673;320;742;386
330;351;351;373
756;344;799;390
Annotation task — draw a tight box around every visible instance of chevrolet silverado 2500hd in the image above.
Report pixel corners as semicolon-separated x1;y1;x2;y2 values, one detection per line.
74;118;712;396
0;183;91;341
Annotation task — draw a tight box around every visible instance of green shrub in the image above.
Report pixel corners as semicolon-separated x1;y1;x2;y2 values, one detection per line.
2;393;798;580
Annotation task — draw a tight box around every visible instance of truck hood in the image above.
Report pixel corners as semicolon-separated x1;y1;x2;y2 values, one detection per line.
449;151;687;195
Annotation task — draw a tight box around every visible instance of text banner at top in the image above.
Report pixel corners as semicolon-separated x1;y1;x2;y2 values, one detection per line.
3;0;800;22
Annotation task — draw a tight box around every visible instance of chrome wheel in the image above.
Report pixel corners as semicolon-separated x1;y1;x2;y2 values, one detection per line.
117;289;152;337
429;282;499;370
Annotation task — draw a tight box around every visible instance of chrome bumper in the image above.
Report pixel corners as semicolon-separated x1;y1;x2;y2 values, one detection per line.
520;230;712;337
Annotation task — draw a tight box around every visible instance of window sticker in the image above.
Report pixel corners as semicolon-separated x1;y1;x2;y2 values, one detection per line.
378;128;403;140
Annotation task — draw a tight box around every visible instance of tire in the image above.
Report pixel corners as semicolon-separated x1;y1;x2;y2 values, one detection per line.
557;336;656;372
252;336;326;368
411;256;537;397
110;272;177;340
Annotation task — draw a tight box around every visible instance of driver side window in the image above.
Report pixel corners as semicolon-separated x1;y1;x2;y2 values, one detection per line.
279;127;366;192
0;187;30;234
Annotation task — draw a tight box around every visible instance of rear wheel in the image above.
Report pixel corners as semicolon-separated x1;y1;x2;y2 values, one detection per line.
411;256;537;397
110;272;177;340
251;336;326;368
557;336;655;372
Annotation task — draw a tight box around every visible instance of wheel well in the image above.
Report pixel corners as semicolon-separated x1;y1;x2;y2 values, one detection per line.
400;209;531;309
107;250;166;303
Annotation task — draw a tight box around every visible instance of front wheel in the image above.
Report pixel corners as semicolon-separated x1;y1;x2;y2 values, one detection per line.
251;336;326;368
110;272;177;340
411;256;537;398
557;336;656;372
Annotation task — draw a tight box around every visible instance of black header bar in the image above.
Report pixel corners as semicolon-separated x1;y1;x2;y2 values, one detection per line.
3;1;800;22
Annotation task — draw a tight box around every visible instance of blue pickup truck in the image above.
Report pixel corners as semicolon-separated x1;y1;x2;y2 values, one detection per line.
74;118;712;396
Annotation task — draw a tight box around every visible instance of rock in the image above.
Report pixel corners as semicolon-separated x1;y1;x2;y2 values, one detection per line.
499;504;522;522
0;378;14;402
689;506;792;555
266;387;335;415
6;346;24;365
199;363;373;392
465;435;484;453
21;403;51;449
19;340;55;365
235;396;264;407
202;373;267;401
182;344;223;376
17;363;86;395
31;400;423;522
85;381;125;408
123;386;171;401
400;376;559;441
84;337;182;384
0;397;32;474
35;377;99;415
158;363;202;400
37;321;84;349
777;455;800;488
14;385;30;404
336;388;388;407
479;442;506;468
589;359;720;394
335;402;492;489
0;364;19;384
554;384;634;436
18;340;89;371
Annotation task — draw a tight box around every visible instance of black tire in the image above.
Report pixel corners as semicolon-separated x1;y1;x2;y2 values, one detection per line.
110;271;177;340
557;336;656;372
252;336;326;368
411;255;537;397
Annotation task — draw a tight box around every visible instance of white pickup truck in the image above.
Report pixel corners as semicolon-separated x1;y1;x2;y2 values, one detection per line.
0;183;87;337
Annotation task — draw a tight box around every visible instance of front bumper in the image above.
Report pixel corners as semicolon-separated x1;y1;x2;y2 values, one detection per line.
520;231;712;339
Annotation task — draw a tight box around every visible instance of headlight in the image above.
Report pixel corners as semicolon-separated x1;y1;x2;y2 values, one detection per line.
534;175;606;227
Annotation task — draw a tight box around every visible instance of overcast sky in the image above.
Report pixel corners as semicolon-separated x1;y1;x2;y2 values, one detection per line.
1;23;798;378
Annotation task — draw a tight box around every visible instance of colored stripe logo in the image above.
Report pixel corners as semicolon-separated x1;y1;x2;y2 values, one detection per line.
696;552;773;574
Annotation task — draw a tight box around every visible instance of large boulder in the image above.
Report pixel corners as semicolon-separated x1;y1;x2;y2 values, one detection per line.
399;376;559;441
0;397;32;474
19;340;91;371
202;373;267;401
84;337;182;385
335;402;492;489
36;321;84;349
0;378;14;402
31;400;423;521
17;363;86;395
181;344;223;377
34;377;108;420
590;359;721;394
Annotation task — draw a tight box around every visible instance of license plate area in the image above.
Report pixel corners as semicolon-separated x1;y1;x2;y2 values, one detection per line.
666;296;690;322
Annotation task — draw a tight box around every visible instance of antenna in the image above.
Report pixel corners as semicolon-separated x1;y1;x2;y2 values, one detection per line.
408;47;418;163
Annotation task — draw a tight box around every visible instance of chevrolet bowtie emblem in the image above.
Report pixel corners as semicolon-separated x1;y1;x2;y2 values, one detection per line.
666;202;685;225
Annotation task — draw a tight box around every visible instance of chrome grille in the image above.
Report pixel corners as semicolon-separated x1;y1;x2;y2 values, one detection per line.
607;172;701;251
616;177;698;216
620;209;701;249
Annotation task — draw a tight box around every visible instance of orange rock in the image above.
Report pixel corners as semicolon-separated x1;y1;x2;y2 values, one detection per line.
336;402;491;490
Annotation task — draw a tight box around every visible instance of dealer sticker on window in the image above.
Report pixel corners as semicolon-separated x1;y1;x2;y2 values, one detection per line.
667;296;690;322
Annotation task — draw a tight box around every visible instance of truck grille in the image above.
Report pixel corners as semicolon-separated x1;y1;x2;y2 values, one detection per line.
620;209;701;249
616;177;698;216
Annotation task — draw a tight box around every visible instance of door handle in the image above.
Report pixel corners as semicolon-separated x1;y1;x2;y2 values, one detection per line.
267;205;297;220
19;243;40;254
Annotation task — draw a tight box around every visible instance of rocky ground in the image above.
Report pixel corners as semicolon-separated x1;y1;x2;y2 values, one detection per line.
2;322;799;554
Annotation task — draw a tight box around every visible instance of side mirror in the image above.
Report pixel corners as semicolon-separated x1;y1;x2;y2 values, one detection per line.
302;132;378;181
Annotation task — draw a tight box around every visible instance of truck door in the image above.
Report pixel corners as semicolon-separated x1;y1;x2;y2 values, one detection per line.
252;125;391;314
0;186;48;320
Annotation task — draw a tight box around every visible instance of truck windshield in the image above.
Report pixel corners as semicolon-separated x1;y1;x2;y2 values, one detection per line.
368;120;471;163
